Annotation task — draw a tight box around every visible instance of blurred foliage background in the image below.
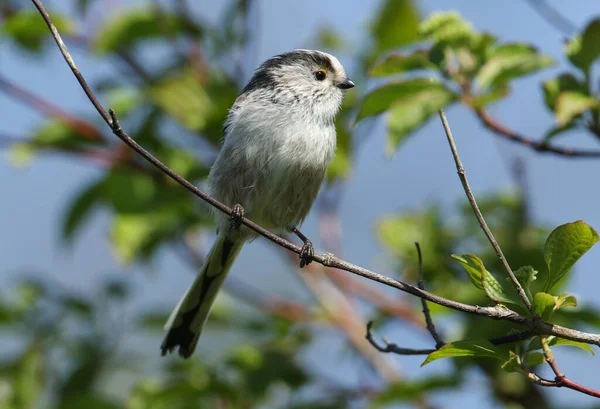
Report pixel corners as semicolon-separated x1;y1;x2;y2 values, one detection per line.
1;0;600;408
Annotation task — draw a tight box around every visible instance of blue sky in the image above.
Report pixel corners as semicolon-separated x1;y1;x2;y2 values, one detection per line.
1;1;600;407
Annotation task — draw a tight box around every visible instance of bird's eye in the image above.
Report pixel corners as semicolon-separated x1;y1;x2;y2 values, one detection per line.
314;69;327;81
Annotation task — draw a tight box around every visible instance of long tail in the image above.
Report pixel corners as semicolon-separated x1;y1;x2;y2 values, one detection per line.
161;234;244;358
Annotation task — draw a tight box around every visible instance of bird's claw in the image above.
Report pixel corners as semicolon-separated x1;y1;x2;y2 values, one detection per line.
299;240;314;268
228;204;245;231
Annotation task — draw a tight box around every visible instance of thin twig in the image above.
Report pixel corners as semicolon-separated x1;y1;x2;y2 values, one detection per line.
475;108;600;158
30;0;600;351
438;110;533;312
366;322;436;355
415;243;444;348
523;0;577;37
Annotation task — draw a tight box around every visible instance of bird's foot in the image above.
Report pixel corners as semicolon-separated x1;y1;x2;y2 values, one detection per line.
228;204;245;231
290;226;314;268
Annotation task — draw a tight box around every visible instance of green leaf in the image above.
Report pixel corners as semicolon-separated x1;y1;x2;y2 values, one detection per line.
146;69;237;143
469;85;509;108
419;11;474;45
476;43;554;89
554;92;598;127
542;73;587;112
370;50;435;77
533;292;556;320
357;79;456;153
110;211;178;263
513;266;537;300
94;8;201;53
525;352;545;367
375;376;460;404
11;348;44;409
452;254;521;305
61;181;102;242
451;254;485;289
501;350;521;373
555;292;577;309
565;19;600;73
548;337;594;355
2;9;75;53
544;221;599;291
421;340;504;366
370;0;420;54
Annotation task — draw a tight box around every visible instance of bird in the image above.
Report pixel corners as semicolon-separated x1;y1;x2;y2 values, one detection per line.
160;49;354;358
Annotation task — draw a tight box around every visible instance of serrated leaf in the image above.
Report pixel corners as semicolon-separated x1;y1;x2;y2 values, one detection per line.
544;221;599;291
565;19;600;73
533;292;556;320
452;254;520;305
554;92;598;126
370;50;435;77
421;340;504;366
2;10;75;53
451;254;485;289
476;43;554;89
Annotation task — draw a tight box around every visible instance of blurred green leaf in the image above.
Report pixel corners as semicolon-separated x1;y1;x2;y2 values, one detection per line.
9;348;44;409
476;43;554;89
422;340;504;366
9;143;36;168
62;181;103;242
146;69;237;143
501;350;521;373
419;11;475;45
554;92;598;127
369;0;420;57
101;170;158;213
525;352;545;367
542;73;587;112
469;85;509;108
544;221;598;291
2;9;75;53
375;376;460;404
316;27;346;51
533;292;556;320
58;395;122;409
94;8;202;53
357;78;456;152
565;19;600;73
370;49;435;77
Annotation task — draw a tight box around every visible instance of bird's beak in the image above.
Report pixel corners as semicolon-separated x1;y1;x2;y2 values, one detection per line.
337;78;355;89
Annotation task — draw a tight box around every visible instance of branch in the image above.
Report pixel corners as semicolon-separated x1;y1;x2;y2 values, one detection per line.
415;243;444;348
31;0;600;350
475;108;600;158
0;75;103;142
438;110;533;311
523;0;577;37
